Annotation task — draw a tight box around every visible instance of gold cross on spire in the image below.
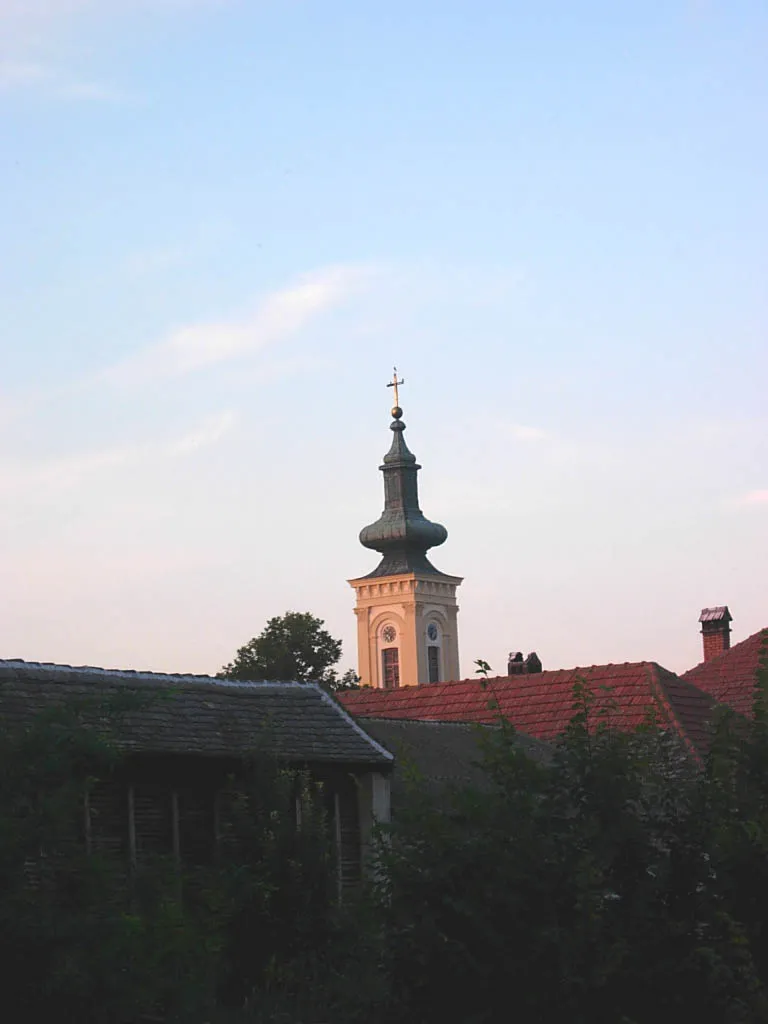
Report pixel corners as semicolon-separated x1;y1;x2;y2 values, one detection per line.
387;366;404;409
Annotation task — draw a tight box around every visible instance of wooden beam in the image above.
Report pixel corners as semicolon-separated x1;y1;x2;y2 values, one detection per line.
83;787;92;856
171;790;180;865
334;791;343;904
127;785;137;867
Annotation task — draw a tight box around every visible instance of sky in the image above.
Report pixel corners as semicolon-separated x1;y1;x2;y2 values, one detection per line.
1;0;766;681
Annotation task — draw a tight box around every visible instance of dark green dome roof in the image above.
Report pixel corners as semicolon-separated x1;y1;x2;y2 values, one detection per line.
359;413;448;578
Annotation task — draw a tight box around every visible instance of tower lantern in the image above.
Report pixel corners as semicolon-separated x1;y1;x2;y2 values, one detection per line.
348;372;462;688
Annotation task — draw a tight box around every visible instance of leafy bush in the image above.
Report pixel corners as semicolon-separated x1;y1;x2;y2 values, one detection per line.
0;700;337;1023
6;639;768;1024
370;658;768;1024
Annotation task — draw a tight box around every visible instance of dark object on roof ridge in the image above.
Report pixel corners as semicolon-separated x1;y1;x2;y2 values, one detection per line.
525;652;542;674
339;659;718;757
699;606;732;623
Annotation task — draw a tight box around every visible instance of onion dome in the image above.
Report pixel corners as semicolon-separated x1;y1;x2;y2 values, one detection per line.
359;403;448;577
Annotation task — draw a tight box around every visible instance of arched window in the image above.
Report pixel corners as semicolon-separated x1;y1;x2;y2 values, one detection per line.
381;624;400;689
426;622;441;683
382;647;400;689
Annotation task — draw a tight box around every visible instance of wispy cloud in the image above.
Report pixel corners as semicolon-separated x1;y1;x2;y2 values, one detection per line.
56;79;136;103
0;0;222;99
0;60;49;88
105;264;372;383
463;413;614;472
124;220;234;277
126;243;191;276
0;410;236;495
507;424;549;442
0;393;30;427
738;489;768;507
0;58;135;102
0;2;91;15
473;415;552;444
0;1;223;23
165;410;235;454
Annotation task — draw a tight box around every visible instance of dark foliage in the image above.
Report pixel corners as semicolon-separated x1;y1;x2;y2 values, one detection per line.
4;638;768;1024
0;698;336;1024
370;647;768;1024
220;610;343;686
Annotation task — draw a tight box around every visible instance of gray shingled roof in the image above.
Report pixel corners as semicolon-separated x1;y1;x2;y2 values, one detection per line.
0;660;393;767
359;718;550;805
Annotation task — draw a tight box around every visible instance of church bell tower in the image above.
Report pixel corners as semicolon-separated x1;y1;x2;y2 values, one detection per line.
348;371;462;688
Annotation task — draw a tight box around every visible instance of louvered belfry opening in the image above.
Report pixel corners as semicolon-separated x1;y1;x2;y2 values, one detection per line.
86;758;220;870
88;778;128;858
80;755;365;898
131;783;173;860
177;787;217;866
328;771;362;896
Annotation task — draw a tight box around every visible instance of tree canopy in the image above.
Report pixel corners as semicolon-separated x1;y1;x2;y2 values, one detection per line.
220;611;344;685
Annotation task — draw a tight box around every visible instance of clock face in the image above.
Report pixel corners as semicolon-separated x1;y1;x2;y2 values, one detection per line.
382;625;397;644
427;623;438;642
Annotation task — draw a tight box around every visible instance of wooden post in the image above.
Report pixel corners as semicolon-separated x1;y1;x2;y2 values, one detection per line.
213;790;221;857
171;790;180;865
83;787;92;855
127;785;137;867
334;791;343;904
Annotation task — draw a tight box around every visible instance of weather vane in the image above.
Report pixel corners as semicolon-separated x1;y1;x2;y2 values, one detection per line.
387;366;404;412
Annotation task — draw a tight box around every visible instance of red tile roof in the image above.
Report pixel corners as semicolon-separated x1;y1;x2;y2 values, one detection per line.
682;629;768;718
339;662;717;757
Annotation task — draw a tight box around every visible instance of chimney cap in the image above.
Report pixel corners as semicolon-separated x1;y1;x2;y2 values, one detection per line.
699;606;732;624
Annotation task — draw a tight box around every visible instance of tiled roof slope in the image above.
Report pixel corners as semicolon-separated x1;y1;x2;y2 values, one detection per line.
682;629;768;718
0;660;393;767
340;662;718;757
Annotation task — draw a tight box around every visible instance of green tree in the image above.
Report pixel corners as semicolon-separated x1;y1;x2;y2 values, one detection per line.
334;668;361;691
221;611;343;685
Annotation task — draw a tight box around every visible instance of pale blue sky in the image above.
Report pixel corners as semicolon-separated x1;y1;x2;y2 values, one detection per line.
1;0;766;680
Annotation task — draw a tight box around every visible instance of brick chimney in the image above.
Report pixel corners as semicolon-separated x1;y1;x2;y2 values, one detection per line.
699;606;732;662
